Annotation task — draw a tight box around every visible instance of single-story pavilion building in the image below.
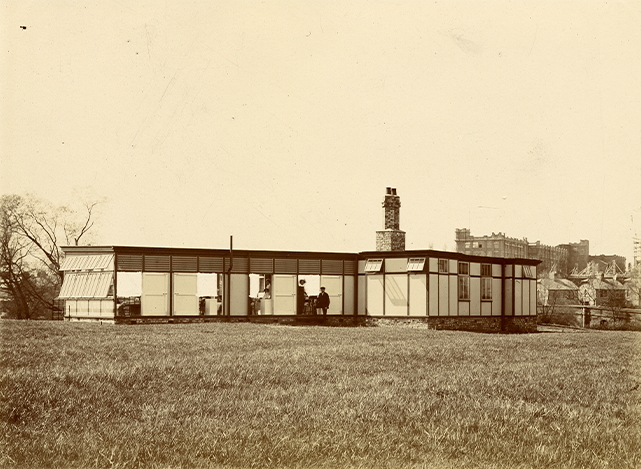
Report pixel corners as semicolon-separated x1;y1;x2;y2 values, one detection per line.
58;188;540;332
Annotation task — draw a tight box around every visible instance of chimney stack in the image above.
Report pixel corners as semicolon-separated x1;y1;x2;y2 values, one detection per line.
376;187;406;251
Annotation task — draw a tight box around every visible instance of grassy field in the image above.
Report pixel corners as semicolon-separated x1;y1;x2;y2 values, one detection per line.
1;321;640;469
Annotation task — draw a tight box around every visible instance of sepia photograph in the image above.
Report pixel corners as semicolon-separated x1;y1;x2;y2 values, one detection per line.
1;1;640;468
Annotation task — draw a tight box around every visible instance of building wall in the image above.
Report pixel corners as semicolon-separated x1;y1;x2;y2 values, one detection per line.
457;229;573;275
60;247;540;332
358;253;537;327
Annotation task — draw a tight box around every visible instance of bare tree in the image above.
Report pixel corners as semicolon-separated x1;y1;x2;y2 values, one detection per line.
537;286;580;326
2;193;102;281
601;281;628;324
0;193;103;319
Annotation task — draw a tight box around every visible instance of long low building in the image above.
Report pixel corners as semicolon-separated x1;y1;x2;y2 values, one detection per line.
58;188;539;332
58;245;539;332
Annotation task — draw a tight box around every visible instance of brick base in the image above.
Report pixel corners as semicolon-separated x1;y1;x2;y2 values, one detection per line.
366;316;537;333
114;315;368;327
113;314;537;332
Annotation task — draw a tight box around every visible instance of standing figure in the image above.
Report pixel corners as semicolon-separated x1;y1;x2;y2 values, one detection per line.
297;279;307;315
317;286;330;317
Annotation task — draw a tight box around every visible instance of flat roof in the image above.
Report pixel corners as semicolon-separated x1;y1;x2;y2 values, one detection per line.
62;245;540;265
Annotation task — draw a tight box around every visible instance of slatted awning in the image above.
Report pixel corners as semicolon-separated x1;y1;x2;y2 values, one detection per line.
58;272;113;298
59;254;114;272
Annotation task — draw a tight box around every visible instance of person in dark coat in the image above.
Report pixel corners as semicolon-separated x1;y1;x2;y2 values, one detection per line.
317;286;330;317
297;279;307;315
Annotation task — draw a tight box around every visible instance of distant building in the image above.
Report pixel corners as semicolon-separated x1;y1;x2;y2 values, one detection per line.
537;272;579;306
578;275;626;307
454;229;529;258
455;229;566;275
558;240;590;273
527;241;568;275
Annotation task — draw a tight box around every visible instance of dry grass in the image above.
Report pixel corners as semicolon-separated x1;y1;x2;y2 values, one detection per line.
1;320;640;468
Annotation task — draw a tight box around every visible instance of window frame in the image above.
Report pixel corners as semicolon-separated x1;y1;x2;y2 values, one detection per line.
438;259;448;274
364;259;384;273
406;258;426;272
458;262;470;300
459;276;470;300
481;277;492;300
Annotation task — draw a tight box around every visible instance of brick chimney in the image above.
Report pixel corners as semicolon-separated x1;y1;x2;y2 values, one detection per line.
376;187;406;251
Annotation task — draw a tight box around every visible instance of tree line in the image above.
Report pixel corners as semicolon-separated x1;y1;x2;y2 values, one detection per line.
0;193;102;319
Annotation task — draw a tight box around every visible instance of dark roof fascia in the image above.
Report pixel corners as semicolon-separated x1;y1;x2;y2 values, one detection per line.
61;246;540;266
61;245;358;261
357;249;541;266
61;246;115;254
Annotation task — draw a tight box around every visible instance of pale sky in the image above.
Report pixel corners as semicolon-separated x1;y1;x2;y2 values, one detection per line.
2;1;640;263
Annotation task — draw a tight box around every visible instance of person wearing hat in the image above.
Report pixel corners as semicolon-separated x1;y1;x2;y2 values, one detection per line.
317;286;330;317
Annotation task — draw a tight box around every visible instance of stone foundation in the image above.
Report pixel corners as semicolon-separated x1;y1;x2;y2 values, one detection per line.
366;315;537;333
115;315;367;327
114;314;537;332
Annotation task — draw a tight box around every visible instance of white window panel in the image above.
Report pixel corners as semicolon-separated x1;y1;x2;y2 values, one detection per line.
198;273;219;297
364;259;384;273
409;275;427;316
58;272;113;299
366;275;384;315
60;254;114;271
344;276;355;316
406;258;426;272
273;275;296;315
117;272;142;297
142;273;169;316
385;274;408;316
174;273;198;316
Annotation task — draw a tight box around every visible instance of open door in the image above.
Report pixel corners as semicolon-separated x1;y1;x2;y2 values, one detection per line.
320;275;343;314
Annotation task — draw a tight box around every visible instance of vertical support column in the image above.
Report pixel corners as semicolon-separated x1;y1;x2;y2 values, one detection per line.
113;253;118;319
501;262;506;332
169;257;173;317
342;272;345;315
227;235;233;317
353;261;358;318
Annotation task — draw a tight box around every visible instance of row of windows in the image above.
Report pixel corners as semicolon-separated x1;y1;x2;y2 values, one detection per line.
465;241;501;249
457;277;493;301
368;259;533;275
365;258;427;273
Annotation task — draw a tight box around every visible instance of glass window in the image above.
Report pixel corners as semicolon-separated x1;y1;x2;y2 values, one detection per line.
481;277;492;300
523;266;533;278
459;276;470;300
458;262;470;300
438;259;448;273
481;264;492;277
406;258;426;272
364;259;383;273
